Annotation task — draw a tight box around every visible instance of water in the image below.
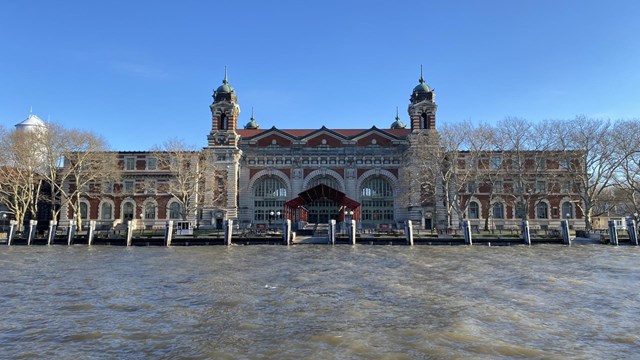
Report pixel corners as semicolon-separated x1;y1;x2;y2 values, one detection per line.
1;245;639;359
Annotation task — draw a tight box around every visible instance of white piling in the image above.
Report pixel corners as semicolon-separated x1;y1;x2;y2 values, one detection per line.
27;220;37;246
350;220;357;245
283;219;291;246
165;220;174;247
47;220;57;245
7;220;17;246
522;220;531;246
405;220;414;246
626;219;638;246
126;220;133;246
608;220;618;246
87;220;96;246
329;219;336;245
225;219;233;246
67;220;77;246
560;219;571;245
463;220;472;245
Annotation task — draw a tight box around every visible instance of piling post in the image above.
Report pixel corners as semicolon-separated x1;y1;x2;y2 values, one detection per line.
350;220;357;245
27;220;37;246
405;220;414;246
626;219;638;246
522;220;531;246
608;220;618;246
7;220;17;246
462;220;472;245
87;220;96;246
225;219;233;246
165;220;174;247
283;219;292;246
67;220;77;246
126;220;133;246
329;219;336;245
560;219;571;245
47;220;57;245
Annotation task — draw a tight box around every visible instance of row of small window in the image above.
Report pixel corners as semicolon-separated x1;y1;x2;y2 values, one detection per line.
467;201;574;219
361;209;394;221
253;177;395;198
467;180;573;194
124;157;157;171
79;202;184;220
466;156;571;170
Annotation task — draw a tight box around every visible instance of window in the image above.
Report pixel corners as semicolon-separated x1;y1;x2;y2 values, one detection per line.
79;202;89;220
562;202;573;219
100;203;112;220
146;157;157;170
536;202;548;219
559;159;570;170
103;181;113;194
169;202;182;219
561;181;571;193
144;203;156;219
125;157;135;171
490;156;502;170
512;156;523;170
536;180;546;193
535;156;546;170
493;180;503;193
309;176;340;191
467;181;477;194
360;177;395;226
515;202;526;219
122;202;134;221
124;180;135;194
468;201;480;219
492;203;504;219
253;177;287;222
145;180;156;194
217;176;225;194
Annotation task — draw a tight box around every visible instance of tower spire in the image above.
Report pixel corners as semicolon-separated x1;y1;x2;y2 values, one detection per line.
419;64;424;84
395;106;399;120
223;65;228;84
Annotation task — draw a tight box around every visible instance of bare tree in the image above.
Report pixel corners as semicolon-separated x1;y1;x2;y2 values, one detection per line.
152;139;223;223
612;119;640;217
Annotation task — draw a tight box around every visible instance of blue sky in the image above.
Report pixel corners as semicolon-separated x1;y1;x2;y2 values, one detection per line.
1;0;639;150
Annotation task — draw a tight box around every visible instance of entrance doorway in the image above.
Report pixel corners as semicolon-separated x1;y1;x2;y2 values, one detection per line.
307;197;341;224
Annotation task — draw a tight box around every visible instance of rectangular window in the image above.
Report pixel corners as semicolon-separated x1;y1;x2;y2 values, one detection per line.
515;203;526;219
103;181;113;194
490;156;502;170
512;156;523;170
124;180;135;194
145;180;156;194
535;156;546;170
561;181;571;193
467;181;477;194
147;157;157;170
493;180;503;193
492;203;504;219
125;157;135;171
536;180;546;193
217;176;225;194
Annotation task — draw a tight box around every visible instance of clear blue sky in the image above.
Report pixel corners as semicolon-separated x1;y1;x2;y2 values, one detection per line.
1;0;639;151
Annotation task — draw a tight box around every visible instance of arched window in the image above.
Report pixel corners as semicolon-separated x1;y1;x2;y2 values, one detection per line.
308;176;340;190
100;203;113;220
360;177;394;227
469;201;480;219
80;202;89;220
421;113;428;129
492;203;504;219
219;113;227;130
169;202;182;219
536;202;548;219
144;203;156;219
253;177;287;223
123;202;134;221
562;202;573;219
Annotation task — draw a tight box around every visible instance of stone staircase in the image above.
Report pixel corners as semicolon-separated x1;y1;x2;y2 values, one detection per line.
294;223;330;244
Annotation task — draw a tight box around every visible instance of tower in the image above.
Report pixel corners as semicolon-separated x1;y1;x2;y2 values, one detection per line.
408;65;437;132
208;67;240;147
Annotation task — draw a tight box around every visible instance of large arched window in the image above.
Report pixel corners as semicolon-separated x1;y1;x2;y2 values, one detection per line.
122;202;135;221
562;202;573;219
536;202;549;219
468;201;480;219
253;177;287;223
100;203;113;220
144;202;156;219
169;202;182;219
360;177;394;227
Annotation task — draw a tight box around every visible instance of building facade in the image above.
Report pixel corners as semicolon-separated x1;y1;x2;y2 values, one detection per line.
60;71;584;231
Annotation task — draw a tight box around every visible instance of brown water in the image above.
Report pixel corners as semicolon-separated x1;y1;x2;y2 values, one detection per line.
1;245;639;359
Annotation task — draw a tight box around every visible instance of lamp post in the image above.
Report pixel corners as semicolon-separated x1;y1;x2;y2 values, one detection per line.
1;213;6;233
276;211;281;225
140;212;144;235
269;210;275;227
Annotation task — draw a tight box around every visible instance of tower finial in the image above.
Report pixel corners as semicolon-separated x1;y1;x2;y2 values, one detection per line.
396;106;399;120
251;107;255;119
419;64;424;83
30;106;33;114
223;65;228;84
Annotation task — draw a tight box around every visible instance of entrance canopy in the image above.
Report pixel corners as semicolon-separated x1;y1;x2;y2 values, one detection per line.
284;184;360;223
